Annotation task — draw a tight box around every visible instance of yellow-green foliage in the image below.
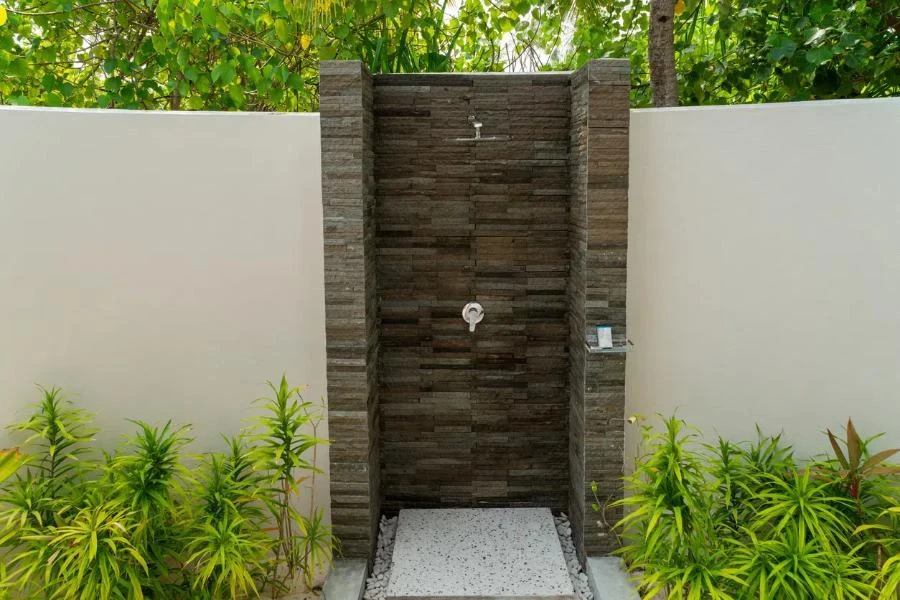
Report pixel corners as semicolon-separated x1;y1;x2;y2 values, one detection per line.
612;416;900;600
0;380;335;600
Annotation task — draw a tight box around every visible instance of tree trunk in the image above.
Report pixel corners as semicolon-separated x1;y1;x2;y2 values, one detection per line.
649;0;678;106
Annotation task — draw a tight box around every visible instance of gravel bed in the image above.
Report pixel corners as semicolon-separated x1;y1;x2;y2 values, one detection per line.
363;513;592;600
364;515;398;600
555;512;593;600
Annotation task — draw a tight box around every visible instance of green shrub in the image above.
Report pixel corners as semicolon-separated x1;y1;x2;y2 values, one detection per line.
250;376;336;593
0;378;335;600
613;416;899;600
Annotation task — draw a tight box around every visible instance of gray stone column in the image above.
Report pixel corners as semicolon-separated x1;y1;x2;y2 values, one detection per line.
319;61;380;560
568;59;631;558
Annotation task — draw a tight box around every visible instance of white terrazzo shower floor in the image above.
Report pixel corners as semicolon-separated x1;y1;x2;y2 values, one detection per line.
385;508;576;600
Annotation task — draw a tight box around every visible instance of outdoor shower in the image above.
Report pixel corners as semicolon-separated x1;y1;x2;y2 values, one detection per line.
448;112;511;142
321;59;631;561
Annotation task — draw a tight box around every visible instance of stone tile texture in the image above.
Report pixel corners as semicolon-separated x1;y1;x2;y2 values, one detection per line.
320;60;630;561
320;60;381;560
374;72;571;512
568;60;630;557
386;508;575;600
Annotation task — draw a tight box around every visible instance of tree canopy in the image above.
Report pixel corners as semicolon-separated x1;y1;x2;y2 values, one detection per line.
0;0;896;109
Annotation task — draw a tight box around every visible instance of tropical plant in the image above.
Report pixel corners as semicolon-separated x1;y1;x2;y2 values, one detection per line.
184;514;271;599
0;447;25;600
545;0;899;106
870;505;900;599
251;375;334;593
0;0;514;110
824;418;900;518
614;416;727;596
706;428;795;537
752;467;855;552
0;447;24;483
111;421;191;538
0;379;333;599
2;0;896;110
613;415;897;600
105;419;193;596
9;385;95;501
13;503;148;600
184;439;272;598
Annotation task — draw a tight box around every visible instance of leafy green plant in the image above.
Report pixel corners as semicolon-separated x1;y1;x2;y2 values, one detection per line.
295;504;339;589
111;420;191;541
613;415;897;600
616;417;710;567
10;385;95;502
753;467;854;552
825;418;900;518
251;375;335;593
873;505;900;599
0;379;334;599
184;439;272;598
855;503;900;599
185;514;270;599
105;419;193;596
733;525;873;600
13;503;148;600
0;448;24;600
0;447;24;483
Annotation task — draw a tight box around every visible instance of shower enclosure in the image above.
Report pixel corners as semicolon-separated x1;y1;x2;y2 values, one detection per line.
320;60;630;561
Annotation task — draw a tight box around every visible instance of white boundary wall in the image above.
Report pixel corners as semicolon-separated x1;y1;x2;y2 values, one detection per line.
1;97;898;505
0;107;329;513
626;98;900;462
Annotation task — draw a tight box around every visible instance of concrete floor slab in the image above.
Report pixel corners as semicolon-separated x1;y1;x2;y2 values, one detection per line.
386;508;575;600
325;558;367;600
585;557;639;600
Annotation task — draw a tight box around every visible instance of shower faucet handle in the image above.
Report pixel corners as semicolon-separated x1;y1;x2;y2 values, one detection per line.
462;302;484;333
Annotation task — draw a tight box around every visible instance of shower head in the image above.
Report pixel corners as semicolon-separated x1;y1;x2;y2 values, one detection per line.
447;112;511;142
445;135;512;142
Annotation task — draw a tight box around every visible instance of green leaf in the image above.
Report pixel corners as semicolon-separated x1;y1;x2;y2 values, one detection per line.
0;448;24;482
211;62;236;84
274;18;290;43
286;72;304;90
767;34;798;61
215;15;231;35
805;46;833;65
151;35;167;54
318;45;338;60
809;0;834;22
229;84;244;105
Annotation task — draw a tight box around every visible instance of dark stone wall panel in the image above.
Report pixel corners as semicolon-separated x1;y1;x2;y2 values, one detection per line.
320;61;380;560
321;60;629;561
568;59;631;558
374;73;572;512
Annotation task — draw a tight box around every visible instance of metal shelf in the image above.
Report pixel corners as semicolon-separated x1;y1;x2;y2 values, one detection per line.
585;339;633;354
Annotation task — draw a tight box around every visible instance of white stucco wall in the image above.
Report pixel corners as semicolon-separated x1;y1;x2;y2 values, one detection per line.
626;98;900;463
0;107;328;512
